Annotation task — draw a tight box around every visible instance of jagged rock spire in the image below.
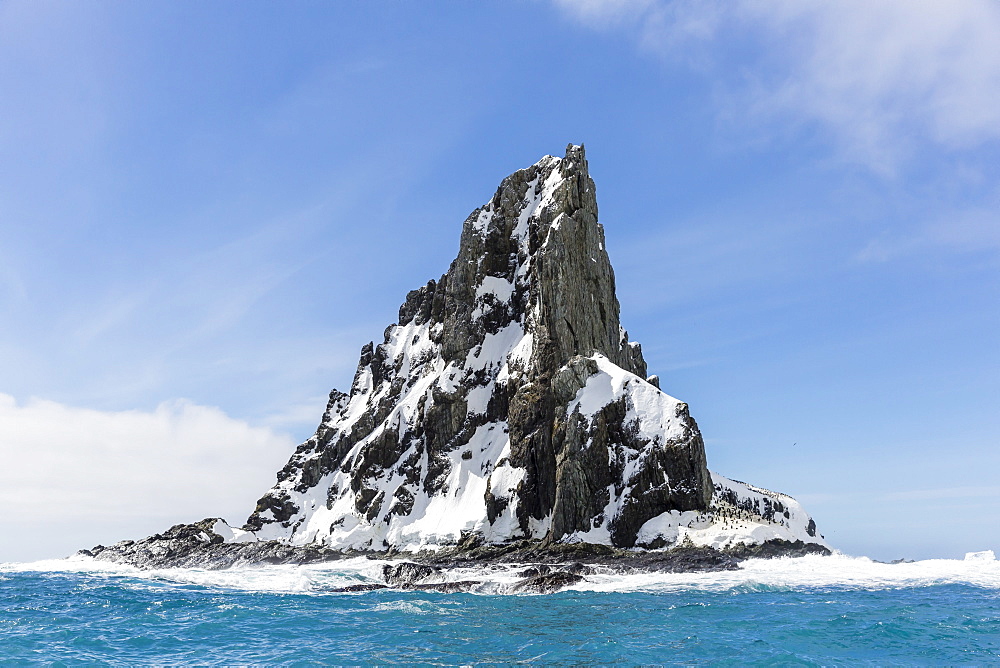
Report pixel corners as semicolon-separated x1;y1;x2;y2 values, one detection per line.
246;146;714;549
398;144;645;376
84;145;828;570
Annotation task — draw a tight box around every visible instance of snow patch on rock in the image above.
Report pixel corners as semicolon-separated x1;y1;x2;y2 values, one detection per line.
230;145;826;556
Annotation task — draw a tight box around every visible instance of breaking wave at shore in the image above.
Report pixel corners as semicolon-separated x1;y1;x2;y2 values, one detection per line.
5;551;999;596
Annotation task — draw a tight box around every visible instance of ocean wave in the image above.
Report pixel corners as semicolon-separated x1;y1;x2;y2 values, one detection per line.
577;552;1000;594
4;551;999;595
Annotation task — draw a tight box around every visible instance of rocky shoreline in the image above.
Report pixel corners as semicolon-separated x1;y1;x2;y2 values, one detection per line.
79;518;830;593
77;146;831;592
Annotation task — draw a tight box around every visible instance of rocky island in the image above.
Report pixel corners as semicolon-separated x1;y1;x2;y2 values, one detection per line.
82;145;828;591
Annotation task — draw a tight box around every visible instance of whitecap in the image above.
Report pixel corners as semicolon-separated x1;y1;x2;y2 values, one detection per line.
7;552;1000;595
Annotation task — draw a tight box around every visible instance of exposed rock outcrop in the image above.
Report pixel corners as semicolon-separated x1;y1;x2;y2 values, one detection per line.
86;145;827;572
80;519;349;570
511;571;584;594
243;144;720;551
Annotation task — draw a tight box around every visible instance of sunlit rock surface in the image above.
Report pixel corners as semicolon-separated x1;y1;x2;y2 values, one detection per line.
87;145;827;570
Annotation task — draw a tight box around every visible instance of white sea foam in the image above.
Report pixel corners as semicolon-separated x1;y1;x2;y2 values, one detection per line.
0;554;138;574
570;552;1000;594
5;551;1000;595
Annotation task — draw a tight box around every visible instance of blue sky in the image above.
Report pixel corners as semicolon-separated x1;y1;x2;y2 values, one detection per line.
1;1;997;562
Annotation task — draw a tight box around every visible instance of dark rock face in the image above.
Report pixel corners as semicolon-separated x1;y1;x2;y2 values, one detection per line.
422;540;749;573
724;539;831;560
330;583;390;593
81;519;350;570
401;580;481;593
382;562;438;586
510;571;585;594
245;144;714;550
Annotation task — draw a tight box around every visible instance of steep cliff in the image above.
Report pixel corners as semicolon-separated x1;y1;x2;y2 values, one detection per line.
232;144;823;553
84;145;826;572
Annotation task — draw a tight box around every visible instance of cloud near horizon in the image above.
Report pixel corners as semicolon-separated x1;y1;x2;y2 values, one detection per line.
0;393;295;560
553;0;1000;172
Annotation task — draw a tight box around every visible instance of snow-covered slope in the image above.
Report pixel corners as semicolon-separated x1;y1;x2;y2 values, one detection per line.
236;145;824;553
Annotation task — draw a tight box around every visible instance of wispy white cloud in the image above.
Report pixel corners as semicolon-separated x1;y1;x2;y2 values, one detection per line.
552;0;657;25
800;486;1000;505
0;253;27;303
261;394;329;431
553;0;1000;172
856;208;1000;263
0;394;295;561
63;199;333;350
885;486;1000;502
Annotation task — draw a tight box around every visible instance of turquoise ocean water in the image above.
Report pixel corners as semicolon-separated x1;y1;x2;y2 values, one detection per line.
3;554;999;664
